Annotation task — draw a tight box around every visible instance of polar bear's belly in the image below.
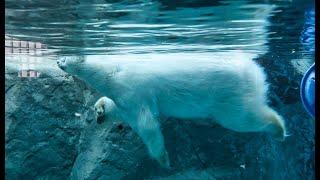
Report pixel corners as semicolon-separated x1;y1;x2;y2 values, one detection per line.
157;91;246;120
154;73;252;120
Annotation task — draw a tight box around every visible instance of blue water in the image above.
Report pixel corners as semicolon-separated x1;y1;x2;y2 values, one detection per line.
5;0;314;56
5;0;315;179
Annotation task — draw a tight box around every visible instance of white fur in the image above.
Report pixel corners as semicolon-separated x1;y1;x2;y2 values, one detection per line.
57;52;286;168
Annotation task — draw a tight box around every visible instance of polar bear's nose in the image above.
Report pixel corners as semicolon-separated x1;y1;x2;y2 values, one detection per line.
57;58;66;70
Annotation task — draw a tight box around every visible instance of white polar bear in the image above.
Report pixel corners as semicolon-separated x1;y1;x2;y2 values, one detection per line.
57;52;287;168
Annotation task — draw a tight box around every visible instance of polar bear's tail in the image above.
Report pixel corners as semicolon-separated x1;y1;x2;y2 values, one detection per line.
263;107;287;141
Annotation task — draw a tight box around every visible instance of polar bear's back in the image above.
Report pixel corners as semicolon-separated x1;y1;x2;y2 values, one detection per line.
95;52;268;120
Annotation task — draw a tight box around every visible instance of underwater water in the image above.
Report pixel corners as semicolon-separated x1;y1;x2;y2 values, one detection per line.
5;0;314;179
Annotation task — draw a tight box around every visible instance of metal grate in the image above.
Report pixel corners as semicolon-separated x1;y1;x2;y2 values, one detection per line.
5;35;47;55
5;35;47;78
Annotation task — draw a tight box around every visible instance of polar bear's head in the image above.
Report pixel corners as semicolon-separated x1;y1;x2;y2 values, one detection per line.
57;56;85;74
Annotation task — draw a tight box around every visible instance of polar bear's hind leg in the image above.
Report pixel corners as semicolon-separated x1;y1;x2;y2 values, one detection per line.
217;105;287;141
262;106;287;141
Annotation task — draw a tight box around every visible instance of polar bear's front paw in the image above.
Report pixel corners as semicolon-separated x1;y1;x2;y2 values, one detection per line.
157;150;171;169
94;101;105;124
94;97;116;124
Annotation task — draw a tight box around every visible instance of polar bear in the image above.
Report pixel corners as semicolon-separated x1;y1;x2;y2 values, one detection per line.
57;52;287;168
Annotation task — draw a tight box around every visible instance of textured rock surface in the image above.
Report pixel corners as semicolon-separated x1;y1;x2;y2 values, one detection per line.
5;61;98;179
5;51;314;180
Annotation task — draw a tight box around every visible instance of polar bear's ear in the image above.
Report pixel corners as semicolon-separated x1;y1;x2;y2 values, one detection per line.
66;56;85;64
65;56;86;65
75;56;85;63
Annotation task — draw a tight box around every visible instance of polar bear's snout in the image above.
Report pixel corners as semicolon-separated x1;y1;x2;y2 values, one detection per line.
57;58;67;70
57;56;85;72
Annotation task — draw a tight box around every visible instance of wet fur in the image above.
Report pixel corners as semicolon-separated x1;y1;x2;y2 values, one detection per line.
57;52;286;168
